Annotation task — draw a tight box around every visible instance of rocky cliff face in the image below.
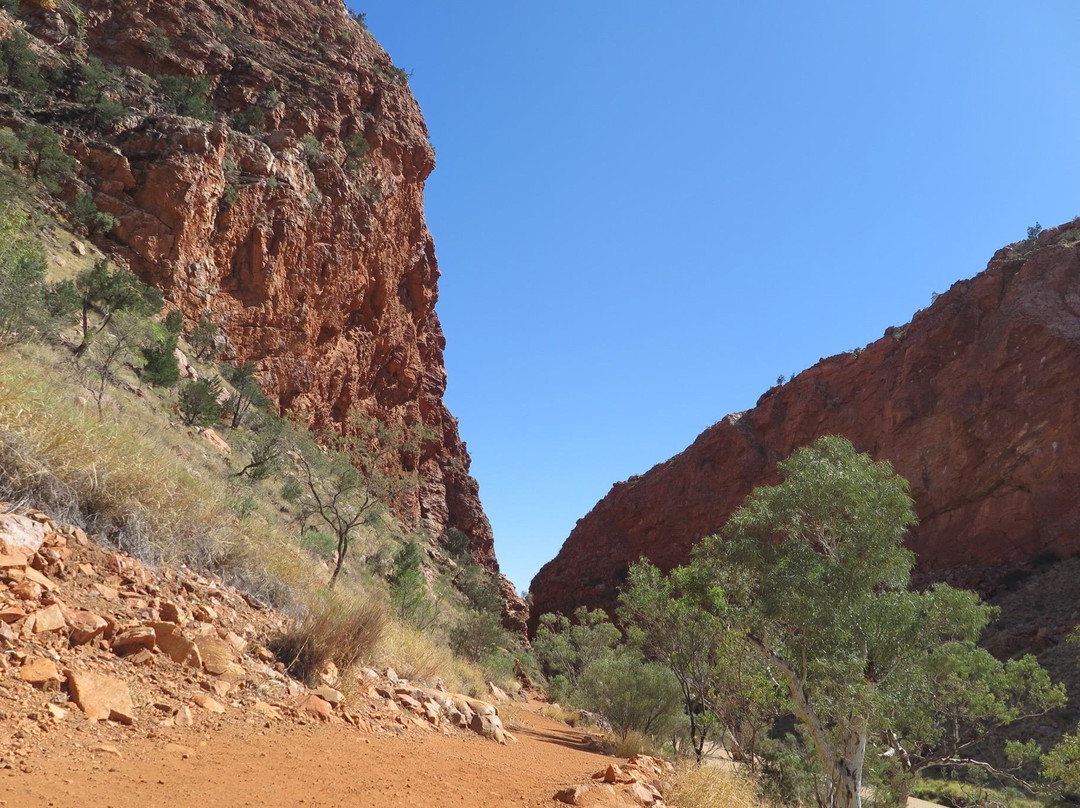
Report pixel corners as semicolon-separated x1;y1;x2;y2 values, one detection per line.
3;1;516;605
531;221;1080;625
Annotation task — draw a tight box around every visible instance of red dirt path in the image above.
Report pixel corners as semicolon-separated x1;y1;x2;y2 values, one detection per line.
2;704;612;808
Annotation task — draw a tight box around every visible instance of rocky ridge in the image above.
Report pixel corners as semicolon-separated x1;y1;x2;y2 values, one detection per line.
0;0;515;611
531;219;1080;625
0;505;519;772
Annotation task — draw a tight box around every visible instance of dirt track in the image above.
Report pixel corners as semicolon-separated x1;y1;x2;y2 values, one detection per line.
2;704;612;808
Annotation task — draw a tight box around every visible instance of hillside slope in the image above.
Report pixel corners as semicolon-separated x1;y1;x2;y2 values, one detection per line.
1;1;504;581
531;220;1080;623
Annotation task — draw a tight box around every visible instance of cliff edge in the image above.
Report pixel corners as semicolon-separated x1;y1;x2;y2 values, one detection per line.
531;220;1080;625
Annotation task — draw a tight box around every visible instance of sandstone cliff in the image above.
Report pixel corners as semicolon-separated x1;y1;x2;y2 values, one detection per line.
3;1;508;589
530;220;1080;625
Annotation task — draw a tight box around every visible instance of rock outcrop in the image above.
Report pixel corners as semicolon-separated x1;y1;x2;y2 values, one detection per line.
531;220;1080;624
4;1;501;576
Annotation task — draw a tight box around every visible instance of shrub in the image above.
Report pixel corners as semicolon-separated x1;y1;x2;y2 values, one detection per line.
178;376;223;426
187;311;218;359
388;540;437;627
344;132;370;174
228;104;265;134
141;333;180;387
0;30;48;105
23;125;76;193
577;651;683;740
450;608;507;663
163;309;184;336
220;157;240;208
92;96;127;129
158;75;213;120
268;592;387;687
301;134;321;162
1027;221;1043;242
0;127;26;165
72;193;118;235
0;204;48;345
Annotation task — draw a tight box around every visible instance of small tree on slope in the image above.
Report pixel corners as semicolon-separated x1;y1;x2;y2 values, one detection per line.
670;436;1062;808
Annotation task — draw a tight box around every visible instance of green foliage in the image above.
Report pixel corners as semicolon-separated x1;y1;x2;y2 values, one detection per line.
1043;730;1080;792
349;10;367;29
577;650;682;740
344;132;370;174
74;260;162;350
92;96;127;129
158;75;213;120
620;559;783;764
163;309;184;336
187;311;218;359
443;526;471;559
675;435;1064;808
0;204;48;345
0;127;26;165
388;540;435;627
296;413;428;588
0;30;48;105
232;412;286;480
228;104;265;134
450;608;506;662
140;339;179;387
146;26;171;58
301;134;321;162
178;376;223;426
76;55;125;127
42;278;80;318
1027;221;1043;242
221;360;267;428
72;193;118;235
219;157;240;208
1;0;19;15
23;125;76;193
533;606;621;690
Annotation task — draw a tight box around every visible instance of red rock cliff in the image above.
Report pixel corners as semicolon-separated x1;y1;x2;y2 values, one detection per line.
530;221;1080;625
9;1;503;578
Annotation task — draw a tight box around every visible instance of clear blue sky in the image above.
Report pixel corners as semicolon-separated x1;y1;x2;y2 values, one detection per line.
351;2;1080;594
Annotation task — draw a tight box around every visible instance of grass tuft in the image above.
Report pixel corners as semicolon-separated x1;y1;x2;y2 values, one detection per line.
662;762;776;808
269;591;388;686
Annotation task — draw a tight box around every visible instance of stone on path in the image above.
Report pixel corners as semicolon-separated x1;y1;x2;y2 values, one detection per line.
67;671;136;724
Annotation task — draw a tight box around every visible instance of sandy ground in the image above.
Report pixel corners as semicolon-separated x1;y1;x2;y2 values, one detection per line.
0;704;614;808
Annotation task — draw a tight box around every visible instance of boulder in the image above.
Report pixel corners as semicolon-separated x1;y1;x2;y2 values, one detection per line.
20;656;61;687
0;514;45;558
149;621;202;667
111;626;156;655
67;671;136;724
194;635;234;675
67;610;109;645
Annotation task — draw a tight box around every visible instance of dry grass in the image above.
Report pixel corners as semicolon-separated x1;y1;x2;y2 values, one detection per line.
662;762;776;808
269;590;388;686
0;353;315;605
540;703;582;726
611;730;661;759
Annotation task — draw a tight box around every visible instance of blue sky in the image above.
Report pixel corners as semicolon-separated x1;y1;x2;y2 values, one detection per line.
351;2;1080;593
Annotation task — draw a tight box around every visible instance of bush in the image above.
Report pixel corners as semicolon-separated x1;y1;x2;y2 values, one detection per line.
178;376;223;426
23;125;76;193
268;592;387;687
388;540;438;628
141;334;180;387
0;204;48;345
158;75;213;120
301;134;321;162
72;193;118;235
577;651;682;740
187;311;218;359
0;30;48;105
450;608;507;663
